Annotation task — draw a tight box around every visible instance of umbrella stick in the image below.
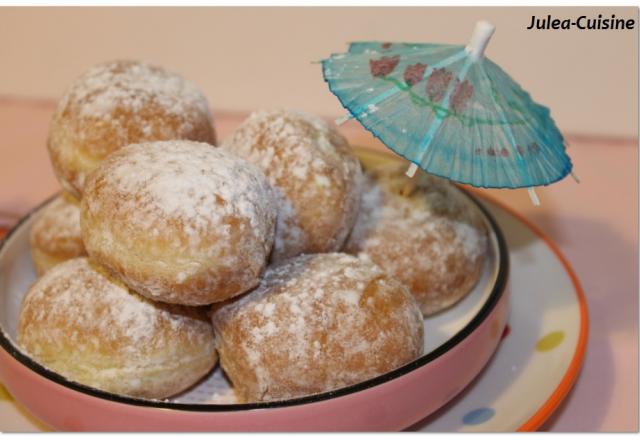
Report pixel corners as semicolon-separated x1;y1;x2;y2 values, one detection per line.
465;20;496;61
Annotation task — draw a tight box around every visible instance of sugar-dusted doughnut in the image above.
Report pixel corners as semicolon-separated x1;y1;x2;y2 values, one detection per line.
211;253;424;402
48;60;216;197
344;163;489;316
222;109;362;262
81;140;276;305
17;258;217;399
30;193;86;276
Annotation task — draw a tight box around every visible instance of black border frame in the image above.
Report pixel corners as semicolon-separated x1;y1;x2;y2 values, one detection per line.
0;188;509;412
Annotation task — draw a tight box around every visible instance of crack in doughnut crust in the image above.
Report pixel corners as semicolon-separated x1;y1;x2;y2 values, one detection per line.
30;193;86;276
211;253;424;403
344;163;489;316
17;258;217;399
81;141;277;305
47;60;216;198
222;109;362;262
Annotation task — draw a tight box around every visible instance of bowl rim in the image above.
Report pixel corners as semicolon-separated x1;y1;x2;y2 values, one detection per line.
0;187;509;412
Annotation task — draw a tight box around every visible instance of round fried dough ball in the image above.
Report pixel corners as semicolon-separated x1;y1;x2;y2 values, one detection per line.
17;258;217;399
344;164;489;315
222;109;362;262
211;253;424;403
80;140;276;305
30;193;86;276
48;60;216;197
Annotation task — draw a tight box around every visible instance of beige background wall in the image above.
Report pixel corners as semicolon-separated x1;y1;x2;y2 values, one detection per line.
0;7;637;137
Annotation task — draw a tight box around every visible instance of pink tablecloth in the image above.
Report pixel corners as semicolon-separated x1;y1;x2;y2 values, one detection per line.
0;97;637;432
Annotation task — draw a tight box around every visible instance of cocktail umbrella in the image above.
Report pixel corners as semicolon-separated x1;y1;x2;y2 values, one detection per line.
321;21;576;204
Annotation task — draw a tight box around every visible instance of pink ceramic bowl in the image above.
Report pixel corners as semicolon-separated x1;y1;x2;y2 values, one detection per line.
0;190;509;432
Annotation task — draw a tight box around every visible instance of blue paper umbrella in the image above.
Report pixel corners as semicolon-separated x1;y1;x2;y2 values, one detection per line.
322;21;575;204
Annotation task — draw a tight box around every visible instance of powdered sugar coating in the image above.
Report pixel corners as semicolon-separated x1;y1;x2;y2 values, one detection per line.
81;141;277;305
222;109;362;262
212;253;424;402
30;193;86;275
17;258;217;399
48;60;216;197
344;164;489;315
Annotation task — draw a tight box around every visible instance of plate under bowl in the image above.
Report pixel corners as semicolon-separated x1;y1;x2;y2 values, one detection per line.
0;163;509;432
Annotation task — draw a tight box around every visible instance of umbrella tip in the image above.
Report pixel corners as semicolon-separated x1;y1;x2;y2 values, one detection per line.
405;163;418;178
335;114;353;125
466;20;496;60
571;171;581;184
527;187;541;206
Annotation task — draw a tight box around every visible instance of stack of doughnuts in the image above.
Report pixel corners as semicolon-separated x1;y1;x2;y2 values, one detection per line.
22;61;221;398
18;60;489;403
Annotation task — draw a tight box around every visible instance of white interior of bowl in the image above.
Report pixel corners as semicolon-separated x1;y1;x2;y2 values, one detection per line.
0;193;500;405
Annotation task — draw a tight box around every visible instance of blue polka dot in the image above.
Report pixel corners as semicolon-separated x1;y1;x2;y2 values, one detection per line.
462;407;495;425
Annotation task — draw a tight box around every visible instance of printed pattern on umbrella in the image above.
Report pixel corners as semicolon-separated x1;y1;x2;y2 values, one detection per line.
357;42;526;125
